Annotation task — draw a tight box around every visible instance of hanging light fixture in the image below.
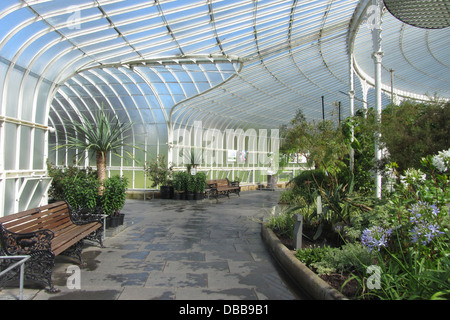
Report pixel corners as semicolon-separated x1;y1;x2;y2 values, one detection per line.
383;0;450;29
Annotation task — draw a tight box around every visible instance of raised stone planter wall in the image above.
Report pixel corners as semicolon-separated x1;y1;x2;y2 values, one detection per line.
261;223;348;300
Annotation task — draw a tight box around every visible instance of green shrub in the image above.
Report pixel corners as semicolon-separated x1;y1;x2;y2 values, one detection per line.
61;173;99;211
288;169;329;205
173;171;190;192
100;175;128;215
312;243;374;275
145;154;173;187
380;100;450;172
47;163;128;215
296;243;373;276
47;162;97;201
193;171;207;193
295;246;332;269
279;188;307;206
266;207;297;239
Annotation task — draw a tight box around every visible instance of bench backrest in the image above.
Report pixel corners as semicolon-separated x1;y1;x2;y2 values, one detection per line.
207;179;230;187
0;201;71;234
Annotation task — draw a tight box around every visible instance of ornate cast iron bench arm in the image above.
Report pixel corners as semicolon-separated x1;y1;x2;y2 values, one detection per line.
67;204;106;248
0;225;57;292
0;225;54;256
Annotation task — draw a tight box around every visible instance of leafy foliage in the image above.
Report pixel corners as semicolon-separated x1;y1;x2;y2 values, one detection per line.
56;105;135;194
99;175;128;215
380;100;450;172
61;172;99;211
145;154;173;187
266;206;297;239
193;171;207;193
280;109;348;173
48;163;128;216
173;171;189;192
272;102;450;299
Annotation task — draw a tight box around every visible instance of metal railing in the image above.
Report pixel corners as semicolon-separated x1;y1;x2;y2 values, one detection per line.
0;255;31;300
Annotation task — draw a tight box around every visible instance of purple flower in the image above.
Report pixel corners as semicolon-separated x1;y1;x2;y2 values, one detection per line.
361;226;392;252
411;222;444;245
408;201;444;245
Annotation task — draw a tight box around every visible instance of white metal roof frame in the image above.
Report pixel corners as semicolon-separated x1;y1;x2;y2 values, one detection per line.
0;0;448;215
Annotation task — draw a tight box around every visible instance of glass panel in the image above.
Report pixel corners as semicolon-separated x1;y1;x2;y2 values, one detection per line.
134;170;145;189
122;170;134;188
0;59;8;109
14;22;49;67
35;82;52;125
5;67;24;118
21;75;38;122
0;8;36;57
33;129;45;170
110;153;121;167
48;131;57;165
19;126;31;170
4;179;16;215
18;178;39;211
4;123;17;170
28;178;52;209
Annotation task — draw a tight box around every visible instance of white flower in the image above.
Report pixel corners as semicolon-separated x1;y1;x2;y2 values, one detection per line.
432;148;450;173
400;168;426;186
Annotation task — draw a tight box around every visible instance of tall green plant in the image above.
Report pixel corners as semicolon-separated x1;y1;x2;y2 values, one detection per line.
61;173;99;211
355;149;450;300
57;106;134;194
193;172;207;193
172;171;184;192
100;175;128;216
341;110;376;194
280;109;349;172
145;154;173;187
380;100;450;172
47;161;97;201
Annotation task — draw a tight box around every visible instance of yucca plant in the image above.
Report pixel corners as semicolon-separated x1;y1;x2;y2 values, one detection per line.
58;106;134;194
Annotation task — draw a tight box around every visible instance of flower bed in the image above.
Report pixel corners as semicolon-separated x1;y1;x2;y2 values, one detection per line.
269;148;450;300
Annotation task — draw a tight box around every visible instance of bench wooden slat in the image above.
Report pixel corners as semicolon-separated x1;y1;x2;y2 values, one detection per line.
4;212;70;234
0;202;70;228
52;222;101;255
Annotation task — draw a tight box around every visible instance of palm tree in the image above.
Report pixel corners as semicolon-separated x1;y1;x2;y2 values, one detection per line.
58;106;134;194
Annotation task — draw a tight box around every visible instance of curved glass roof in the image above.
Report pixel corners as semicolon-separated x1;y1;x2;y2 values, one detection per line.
0;0;449;215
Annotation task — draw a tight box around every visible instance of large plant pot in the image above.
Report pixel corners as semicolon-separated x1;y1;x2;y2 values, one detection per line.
160;186;173;199
186;192;195;200
106;215;119;228
195;192;204;200
106;213;125;228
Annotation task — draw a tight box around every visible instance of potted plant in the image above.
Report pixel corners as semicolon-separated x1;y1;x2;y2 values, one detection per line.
60;169;100;212
145;154;173;199
186;173;196;200
194;172;207;200
172;171;184;200
100;175;128;228
185;148;201;174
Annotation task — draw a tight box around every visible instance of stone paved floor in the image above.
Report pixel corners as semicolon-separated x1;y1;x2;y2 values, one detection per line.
1;190;307;300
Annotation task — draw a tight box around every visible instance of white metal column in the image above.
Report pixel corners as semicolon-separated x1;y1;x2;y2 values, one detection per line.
370;0;384;199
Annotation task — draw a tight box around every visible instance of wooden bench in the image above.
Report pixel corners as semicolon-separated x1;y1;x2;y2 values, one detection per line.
206;178;240;199
0;201;104;292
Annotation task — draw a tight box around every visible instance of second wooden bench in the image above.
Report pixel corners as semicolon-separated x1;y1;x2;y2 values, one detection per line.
206;178;241;199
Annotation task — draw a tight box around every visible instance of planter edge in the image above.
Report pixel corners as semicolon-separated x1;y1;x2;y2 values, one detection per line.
261;223;348;300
